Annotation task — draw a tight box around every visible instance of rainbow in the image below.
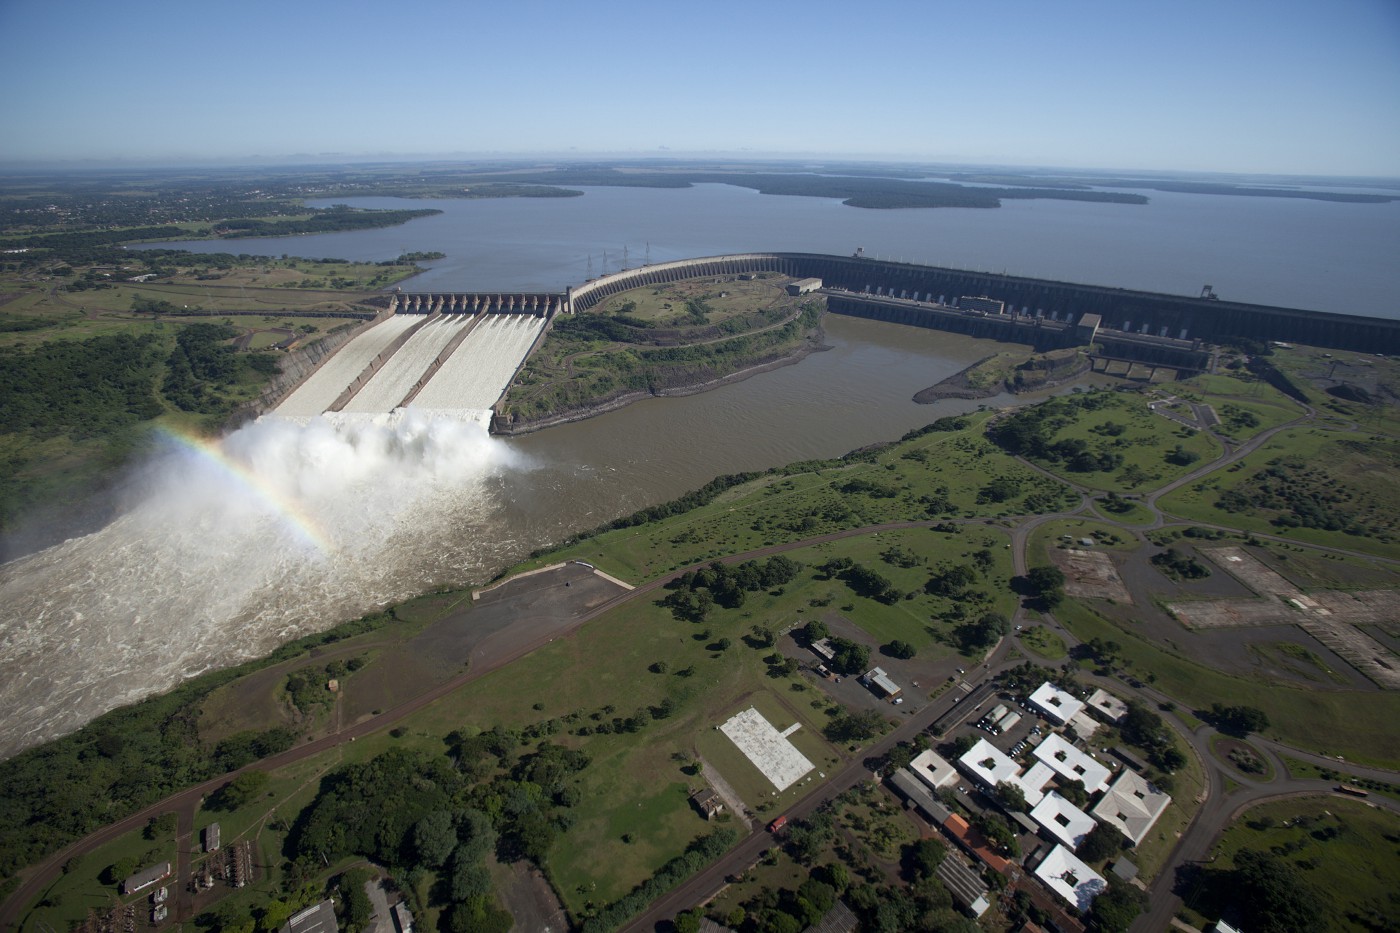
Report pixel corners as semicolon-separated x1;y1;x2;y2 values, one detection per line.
154;424;336;557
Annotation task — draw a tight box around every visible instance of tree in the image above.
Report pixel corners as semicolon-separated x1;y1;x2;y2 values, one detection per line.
1077;822;1127;863
1210;703;1270;738
995;781;1028;813
212;769;269;811
885;640;916;659
411;810;456;869
803;618;830;642
828;637;871;676
907;837;946;880
1090;879;1147;932
1229;849;1324;932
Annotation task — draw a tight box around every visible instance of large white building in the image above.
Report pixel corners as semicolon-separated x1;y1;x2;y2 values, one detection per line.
1029;682;1085;725
1092;768;1172;845
1086;688;1128;723
1030;791;1097;849
1035;845;1107;911
1034;733;1111;793
908;749;958;791
957;738;1053;806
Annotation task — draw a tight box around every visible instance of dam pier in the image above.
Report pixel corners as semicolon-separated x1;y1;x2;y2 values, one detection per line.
266;253;1400;427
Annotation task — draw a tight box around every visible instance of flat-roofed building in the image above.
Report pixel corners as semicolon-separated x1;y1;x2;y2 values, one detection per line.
204;822;221;853
121;862;171;896
908;749;957;791
958;738;1020;790
1030;792;1097;849
1033;845;1107;912
937;856;991;917
281;900;339;933
1013;762;1056;807
862;666;901;698
889;768;953;824
1067;710;1101;739
1033;734;1110;793
786;277;824;296
1029;683;1085;725
1092;769;1171;845
1086;689;1128;723
810;638;837;662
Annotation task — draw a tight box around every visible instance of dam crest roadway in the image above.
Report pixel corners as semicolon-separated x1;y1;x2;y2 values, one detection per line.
267;252;1400;429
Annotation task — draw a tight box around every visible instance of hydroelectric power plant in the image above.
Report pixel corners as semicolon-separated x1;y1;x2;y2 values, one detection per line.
277;251;1400;435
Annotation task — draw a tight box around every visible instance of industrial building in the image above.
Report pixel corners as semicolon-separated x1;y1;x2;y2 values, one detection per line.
786;277;823;296
281;900;339;933
121;862;171;896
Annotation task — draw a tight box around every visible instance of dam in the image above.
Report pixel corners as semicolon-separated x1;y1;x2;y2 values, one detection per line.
269;252;1400;425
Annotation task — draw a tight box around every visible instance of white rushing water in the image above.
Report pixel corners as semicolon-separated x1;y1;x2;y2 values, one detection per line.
276;314;420;417
343;316;475;413
413;314;547;413
0;412;523;758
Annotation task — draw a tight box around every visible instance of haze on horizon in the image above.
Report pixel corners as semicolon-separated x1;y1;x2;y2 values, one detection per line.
1;0;1398;178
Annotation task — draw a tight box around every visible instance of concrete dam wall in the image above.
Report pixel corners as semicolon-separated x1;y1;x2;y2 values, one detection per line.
558;253;1400;355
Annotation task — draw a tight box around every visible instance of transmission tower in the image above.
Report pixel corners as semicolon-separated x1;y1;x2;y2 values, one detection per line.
645;242;651;266
622;245;630;270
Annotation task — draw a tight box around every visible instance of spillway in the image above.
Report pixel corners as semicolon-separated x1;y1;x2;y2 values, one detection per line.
275;315;420;417
342;316;474;413
412;314;546;414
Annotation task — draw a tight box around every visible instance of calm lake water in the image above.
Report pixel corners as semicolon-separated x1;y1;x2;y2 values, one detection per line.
148;181;1400;317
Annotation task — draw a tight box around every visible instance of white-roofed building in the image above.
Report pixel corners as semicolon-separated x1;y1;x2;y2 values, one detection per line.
908;749;957;791
1029;682;1085;725
1068;710;1102;739
958;738;1019;789
863;666;902;698
1092;768;1172;845
1034;844;1107;911
1034;733;1111;793
1012;762;1056;807
1086;688;1128;723
1030;791;1097;849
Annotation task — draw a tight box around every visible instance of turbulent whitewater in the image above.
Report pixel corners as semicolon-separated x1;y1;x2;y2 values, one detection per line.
0;412;526;759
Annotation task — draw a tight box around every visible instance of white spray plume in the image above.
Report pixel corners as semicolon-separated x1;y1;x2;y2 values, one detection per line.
0;409;519;760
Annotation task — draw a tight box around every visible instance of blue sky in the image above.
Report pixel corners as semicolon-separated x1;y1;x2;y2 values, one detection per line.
1;0;1397;175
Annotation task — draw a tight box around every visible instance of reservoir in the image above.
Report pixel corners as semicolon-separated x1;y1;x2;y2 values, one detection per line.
148;181;1400;317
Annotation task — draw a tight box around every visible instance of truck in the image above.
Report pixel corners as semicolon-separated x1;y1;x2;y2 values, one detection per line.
768;815;788;833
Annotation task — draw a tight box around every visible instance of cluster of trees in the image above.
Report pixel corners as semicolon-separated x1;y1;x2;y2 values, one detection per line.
1024;564;1067;609
988;391;1128;473
1119;702;1187;773
163;323;277;413
1206;703;1270;738
1217;454;1383;537
283;656;365;716
1150;547;1211;580
818;556;904;605
211;206;440;238
660;556;803;620
957;612;1011;652
0;332;164;439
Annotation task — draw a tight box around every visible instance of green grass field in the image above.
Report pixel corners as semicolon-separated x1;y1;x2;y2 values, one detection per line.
1158;427;1400;559
1056;601;1400;767
1181;796;1400;933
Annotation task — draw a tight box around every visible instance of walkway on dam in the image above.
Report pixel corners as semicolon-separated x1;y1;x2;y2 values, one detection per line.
411;314;546;413
275;315;419;417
